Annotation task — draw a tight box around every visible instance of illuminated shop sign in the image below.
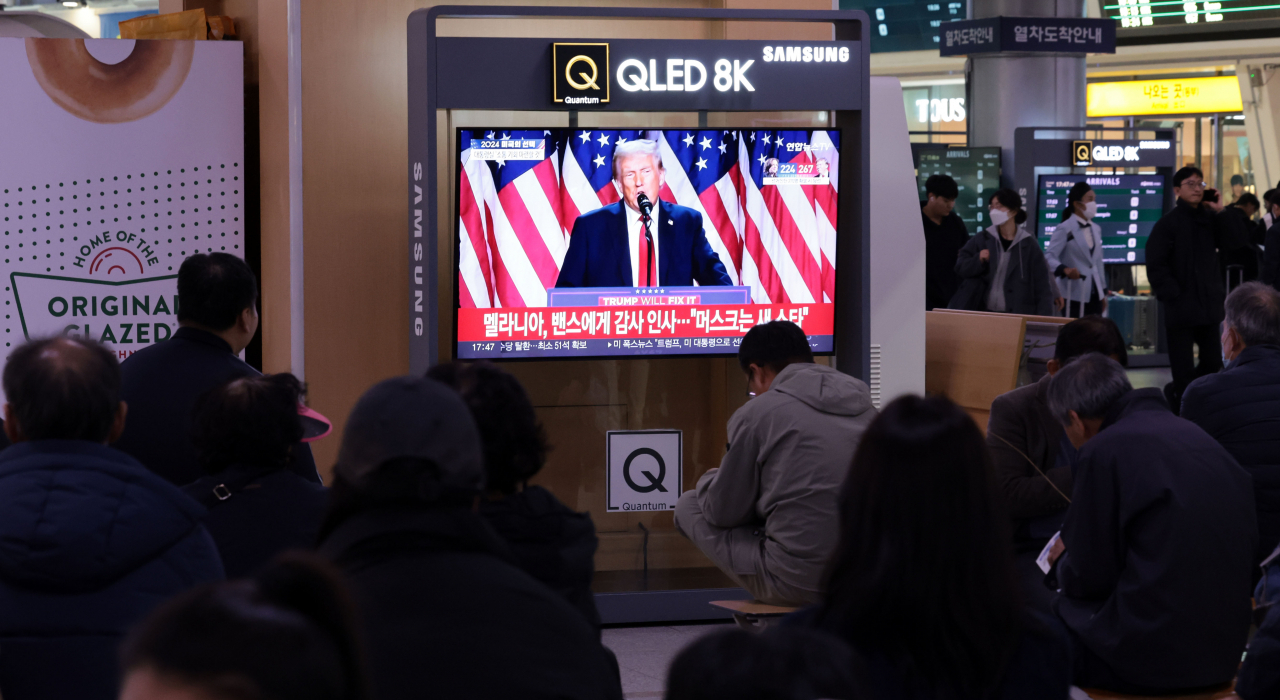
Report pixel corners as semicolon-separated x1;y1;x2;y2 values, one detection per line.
1087;76;1243;117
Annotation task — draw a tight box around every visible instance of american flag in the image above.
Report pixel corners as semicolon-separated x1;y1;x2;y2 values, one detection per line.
458;128;839;308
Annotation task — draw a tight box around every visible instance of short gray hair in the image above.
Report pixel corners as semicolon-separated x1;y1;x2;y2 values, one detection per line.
1225;281;1280;347
1046;352;1132;425
612;139;663;181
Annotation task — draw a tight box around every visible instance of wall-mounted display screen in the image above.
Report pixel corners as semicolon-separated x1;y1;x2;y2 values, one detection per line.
913;146;1002;235
1109;0;1280;28
839;0;967;52
1036;174;1168;265
454;128;840;360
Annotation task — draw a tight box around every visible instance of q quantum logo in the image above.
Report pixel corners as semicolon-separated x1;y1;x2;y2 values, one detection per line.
1073;140;1094;166
553;43;610;106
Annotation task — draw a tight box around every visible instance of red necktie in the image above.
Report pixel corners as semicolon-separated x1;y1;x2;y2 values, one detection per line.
637;217;652;286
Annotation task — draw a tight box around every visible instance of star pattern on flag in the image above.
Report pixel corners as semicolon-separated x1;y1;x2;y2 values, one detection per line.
579;131;592;144
699;136;713;151
695;157;708;170
774;135;785;147
593;153;606;169
757;153;767;166
750;132;757;142
682;133;695;147
597;133;610;147
485;131;495;139
718;141;728;154
617;136;628;145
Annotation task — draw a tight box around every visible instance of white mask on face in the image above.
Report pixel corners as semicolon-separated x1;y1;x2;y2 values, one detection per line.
1083;201;1098;219
988;208;1010;227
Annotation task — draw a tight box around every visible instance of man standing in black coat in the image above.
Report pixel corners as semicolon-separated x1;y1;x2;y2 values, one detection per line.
1182;282;1280;570
1146;166;1251;410
1045;354;1256;695
921;174;969;311
114;253;319;485
320;376;622;700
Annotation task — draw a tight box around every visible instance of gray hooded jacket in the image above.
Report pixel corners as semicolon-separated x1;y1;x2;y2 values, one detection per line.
693;362;876;599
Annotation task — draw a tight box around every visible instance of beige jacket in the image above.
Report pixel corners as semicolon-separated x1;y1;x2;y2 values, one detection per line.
694;362;876;598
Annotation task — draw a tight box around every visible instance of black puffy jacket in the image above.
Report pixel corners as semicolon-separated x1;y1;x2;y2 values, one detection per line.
0;441;224;700
1145;200;1250;327
1183;344;1280;568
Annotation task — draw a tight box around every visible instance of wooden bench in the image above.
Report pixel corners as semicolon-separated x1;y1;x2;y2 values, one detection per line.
709;599;798;631
1077;683;1238;700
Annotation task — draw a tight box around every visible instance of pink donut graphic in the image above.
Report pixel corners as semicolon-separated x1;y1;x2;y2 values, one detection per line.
89;247;145;276
25;38;194;124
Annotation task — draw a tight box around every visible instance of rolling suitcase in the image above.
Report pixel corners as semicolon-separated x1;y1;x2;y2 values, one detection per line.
1107;294;1158;349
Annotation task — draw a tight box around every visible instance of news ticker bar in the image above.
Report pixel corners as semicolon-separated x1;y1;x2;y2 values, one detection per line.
458;334;835;359
457;303;834;343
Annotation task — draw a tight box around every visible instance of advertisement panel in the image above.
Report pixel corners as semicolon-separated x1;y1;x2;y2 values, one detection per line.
454;128;840;359
0;38;244;399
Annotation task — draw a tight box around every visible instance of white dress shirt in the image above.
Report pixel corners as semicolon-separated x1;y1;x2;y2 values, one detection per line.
626;200;661;286
1072;213;1095;250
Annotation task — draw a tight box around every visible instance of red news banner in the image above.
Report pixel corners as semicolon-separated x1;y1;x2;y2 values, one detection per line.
458;303;834;342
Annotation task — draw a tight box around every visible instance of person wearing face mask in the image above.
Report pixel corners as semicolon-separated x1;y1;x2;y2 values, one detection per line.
1047;182;1109;318
950;189;1056;316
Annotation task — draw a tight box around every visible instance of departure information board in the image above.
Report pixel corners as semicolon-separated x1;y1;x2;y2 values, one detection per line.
914;146;1002;235
1036;174;1168;265
1108;0;1280;28
840;0;968;52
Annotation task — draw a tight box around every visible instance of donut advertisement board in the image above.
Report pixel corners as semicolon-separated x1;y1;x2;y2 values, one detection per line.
0;38;243;399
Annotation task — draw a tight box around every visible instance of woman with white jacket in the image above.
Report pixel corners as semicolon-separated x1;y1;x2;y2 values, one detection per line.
1047;181;1108;317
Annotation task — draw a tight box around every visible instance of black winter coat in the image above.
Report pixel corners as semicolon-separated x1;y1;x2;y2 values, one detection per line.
480;486;602;630
1054;389;1256;691
184;465;329;578
321;508;622;700
922;208;970;311
1145;200;1250;327
1182;344;1280;568
952;226;1055;316
1263;221;1280;289
116;327;320;486
0;441;225;700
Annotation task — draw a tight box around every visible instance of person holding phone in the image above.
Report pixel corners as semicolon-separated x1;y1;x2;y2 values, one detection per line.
1146;166;1252;412
1047;182;1108;318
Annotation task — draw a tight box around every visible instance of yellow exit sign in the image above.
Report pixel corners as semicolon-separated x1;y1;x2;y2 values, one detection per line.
1086;76;1242;117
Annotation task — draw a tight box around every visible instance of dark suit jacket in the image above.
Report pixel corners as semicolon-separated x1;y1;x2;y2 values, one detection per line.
555;201;732;288
115;327;320;486
986;375;1073;544
1145;200;1250;327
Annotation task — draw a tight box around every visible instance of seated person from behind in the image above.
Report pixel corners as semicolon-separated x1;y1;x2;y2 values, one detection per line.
1182;282;1280;571
115;253;320;485
674;321;876;606
0;337;223;700
555;139;732;288
666;627;862;700
318;376;621;700
810;395;1071;700
428;361;603;630
986;315;1128;613
183;373;329;579
1046;354;1256;695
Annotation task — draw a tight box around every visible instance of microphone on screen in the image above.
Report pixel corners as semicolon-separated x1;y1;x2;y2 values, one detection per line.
637;193;653;223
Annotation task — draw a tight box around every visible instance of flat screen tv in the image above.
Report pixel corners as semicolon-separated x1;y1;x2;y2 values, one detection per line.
453;128;841;360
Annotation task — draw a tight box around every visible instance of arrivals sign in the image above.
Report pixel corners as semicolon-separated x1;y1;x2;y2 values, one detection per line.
1086;76;1243;117
0;38;244;401
938;16;1116;56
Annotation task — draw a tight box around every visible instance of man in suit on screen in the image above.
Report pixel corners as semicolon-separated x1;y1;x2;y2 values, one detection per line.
555;139;733;288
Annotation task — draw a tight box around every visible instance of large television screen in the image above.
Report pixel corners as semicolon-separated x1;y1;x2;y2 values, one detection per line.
454;128;840;360
1035;174;1167;265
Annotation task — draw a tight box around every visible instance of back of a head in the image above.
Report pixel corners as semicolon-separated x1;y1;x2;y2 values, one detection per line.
425;361;548;495
1225;281;1280;348
2;337;120;442
1236;192;1261;211
1265;189;1278;208
925;174;958;200
120;553;367;700
1046;352;1132;425
191;374;305;474
738;321;814;375
820;394;1018;695
178;253;259;331
323;376;485;534
1054;315;1128;367
666;627;861;700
